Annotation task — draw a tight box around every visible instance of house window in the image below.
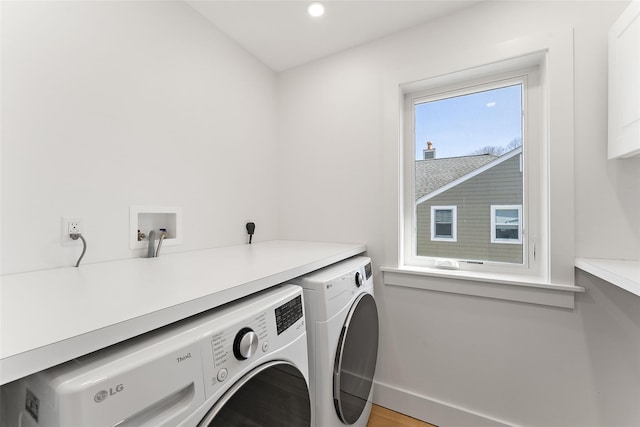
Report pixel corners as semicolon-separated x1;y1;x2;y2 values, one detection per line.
387;34;578;293
404;64;542;273
491;205;522;244
431;206;457;241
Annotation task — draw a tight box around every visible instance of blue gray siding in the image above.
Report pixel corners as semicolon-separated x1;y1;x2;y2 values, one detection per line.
416;155;523;264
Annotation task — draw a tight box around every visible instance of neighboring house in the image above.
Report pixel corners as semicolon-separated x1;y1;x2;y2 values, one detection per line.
416;147;523;264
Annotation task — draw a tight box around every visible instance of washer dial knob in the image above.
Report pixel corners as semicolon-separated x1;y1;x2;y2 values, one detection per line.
355;271;363;287
233;328;259;360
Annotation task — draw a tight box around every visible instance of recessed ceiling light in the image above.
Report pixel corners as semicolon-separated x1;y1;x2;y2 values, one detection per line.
308;2;325;17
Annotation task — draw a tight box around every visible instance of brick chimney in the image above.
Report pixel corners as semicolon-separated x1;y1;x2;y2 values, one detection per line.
423;141;436;160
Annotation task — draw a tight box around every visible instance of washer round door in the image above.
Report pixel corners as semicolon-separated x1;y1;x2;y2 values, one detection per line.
333;292;379;424
198;361;311;427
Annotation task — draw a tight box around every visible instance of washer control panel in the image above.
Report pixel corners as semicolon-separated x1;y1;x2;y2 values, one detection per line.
275;295;303;335
209;311;268;370
233;328;259;360
364;261;372;280
200;286;305;400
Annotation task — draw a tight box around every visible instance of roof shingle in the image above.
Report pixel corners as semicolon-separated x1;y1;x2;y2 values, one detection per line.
414;154;498;200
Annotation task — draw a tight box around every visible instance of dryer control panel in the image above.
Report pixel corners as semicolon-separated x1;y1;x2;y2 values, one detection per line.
300;257;374;320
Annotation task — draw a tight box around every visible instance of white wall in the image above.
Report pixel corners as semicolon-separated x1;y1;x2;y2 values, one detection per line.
3;1;639;425
278;1;640;426
1;1;279;274
573;1;640;260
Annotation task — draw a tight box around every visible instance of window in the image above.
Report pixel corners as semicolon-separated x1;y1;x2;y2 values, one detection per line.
403;64;542;274
431;206;457;241
491;205;522;244
386;32;578;304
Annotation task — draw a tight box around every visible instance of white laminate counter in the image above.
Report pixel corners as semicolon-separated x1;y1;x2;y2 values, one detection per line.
575;258;640;297
0;240;365;385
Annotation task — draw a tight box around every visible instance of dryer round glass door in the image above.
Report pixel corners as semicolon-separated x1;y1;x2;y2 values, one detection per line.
198;361;311;427
333;293;379;424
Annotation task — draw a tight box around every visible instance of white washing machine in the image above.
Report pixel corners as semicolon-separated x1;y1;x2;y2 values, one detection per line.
1;284;310;427
292;256;379;427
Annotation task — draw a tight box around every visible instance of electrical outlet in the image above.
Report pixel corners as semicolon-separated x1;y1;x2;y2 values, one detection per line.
62;217;84;245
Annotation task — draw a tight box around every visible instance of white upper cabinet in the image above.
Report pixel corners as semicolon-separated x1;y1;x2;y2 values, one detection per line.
609;0;640;159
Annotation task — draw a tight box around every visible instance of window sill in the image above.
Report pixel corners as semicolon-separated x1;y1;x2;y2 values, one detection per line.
380;266;584;309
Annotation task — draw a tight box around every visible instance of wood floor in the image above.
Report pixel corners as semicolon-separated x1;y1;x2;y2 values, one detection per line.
367;404;437;427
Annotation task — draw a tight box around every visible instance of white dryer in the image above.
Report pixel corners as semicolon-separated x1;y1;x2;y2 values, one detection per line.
1;284;310;427
292;256;379;427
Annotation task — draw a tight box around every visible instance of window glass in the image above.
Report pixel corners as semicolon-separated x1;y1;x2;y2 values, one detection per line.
431;206;457;241
412;82;524;265
434;210;453;237
491;205;522;243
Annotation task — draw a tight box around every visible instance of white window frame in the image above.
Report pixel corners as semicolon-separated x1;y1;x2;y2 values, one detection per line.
431;206;457;242
491;205;523;244
403;67;540;276
381;29;580;308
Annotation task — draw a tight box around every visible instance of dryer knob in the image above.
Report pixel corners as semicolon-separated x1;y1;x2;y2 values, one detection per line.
234;328;259;360
355;272;363;287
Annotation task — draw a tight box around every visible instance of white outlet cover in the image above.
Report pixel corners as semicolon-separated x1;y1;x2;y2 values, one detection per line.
61;217;84;246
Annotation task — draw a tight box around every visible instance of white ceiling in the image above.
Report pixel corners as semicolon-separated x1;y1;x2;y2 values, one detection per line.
185;1;481;72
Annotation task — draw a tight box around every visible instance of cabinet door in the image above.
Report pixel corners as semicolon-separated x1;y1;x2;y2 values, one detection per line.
609;0;640;159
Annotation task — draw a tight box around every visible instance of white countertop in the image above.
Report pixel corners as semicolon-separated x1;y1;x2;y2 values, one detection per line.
0;240;365;385
575;258;640;297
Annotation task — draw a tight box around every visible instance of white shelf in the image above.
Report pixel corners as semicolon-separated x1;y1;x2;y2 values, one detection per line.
0;240;365;385
575;258;640;296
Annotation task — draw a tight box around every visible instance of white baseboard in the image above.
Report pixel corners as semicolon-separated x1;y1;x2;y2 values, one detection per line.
373;381;519;427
